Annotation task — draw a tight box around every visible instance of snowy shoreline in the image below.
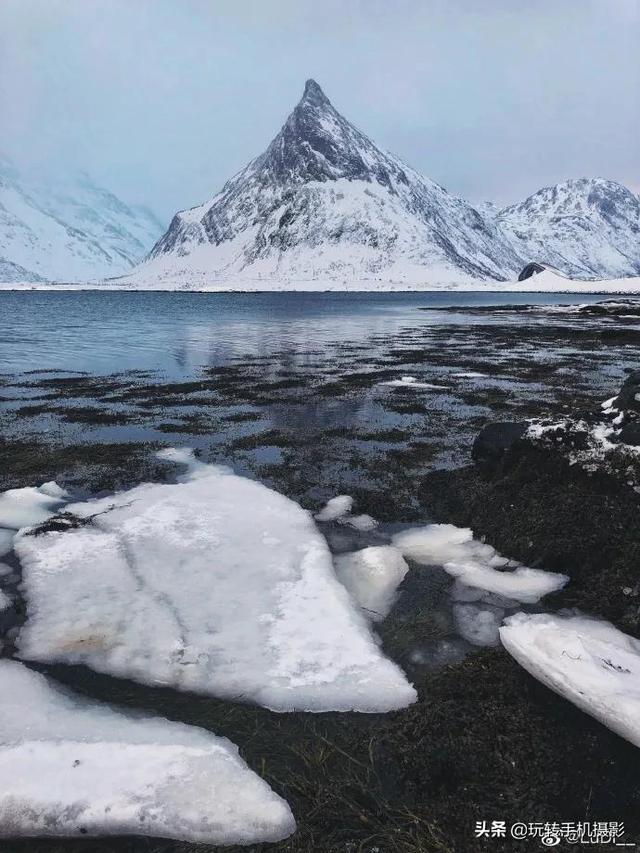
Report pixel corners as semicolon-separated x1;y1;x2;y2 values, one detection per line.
3;284;640;294
2;269;640;294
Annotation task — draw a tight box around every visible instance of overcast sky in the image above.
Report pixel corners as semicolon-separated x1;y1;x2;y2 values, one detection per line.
1;0;638;224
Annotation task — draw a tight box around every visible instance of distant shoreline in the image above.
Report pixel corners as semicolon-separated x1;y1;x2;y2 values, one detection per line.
2;283;640;295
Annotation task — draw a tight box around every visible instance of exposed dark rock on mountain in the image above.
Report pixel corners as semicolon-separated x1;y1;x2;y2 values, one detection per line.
518;261;548;281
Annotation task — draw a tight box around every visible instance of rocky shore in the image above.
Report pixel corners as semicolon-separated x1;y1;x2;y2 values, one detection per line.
426;368;640;636
1;301;639;851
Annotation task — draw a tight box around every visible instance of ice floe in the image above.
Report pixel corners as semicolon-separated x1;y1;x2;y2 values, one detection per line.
0;591;11;612
0;660;295;843
340;513;378;532
315;495;378;532
334;546;408;621
450;578;518;609
0;483;69;530
454;603;503;646
315;494;353;522
392;524;568;604
500;613;640;748
381;375;448;390
444;562;567;605
409;638;468;668
16;450;416;713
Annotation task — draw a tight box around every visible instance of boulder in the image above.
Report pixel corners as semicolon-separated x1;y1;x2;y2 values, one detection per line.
472;421;528;465
619;423;640;446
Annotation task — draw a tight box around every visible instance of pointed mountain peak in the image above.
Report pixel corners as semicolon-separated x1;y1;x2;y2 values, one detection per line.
251;77;408;188
300;78;330;107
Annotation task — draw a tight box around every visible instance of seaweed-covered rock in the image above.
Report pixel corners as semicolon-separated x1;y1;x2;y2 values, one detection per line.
471;421;527;466
613;369;640;416
373;650;640;851
424;372;640;636
619;422;640;446
426;442;640;635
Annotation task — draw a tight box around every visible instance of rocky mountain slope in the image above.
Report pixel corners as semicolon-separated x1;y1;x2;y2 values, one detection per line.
129;80;521;286
497;178;640;279
0;158;164;282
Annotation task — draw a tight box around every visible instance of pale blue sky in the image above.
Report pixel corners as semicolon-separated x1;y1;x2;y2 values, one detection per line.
1;0;638;224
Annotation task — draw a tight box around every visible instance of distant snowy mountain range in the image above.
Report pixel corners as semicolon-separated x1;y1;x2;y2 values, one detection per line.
497;178;640;280
127;80;639;288
0;157;164;282
1;81;638;287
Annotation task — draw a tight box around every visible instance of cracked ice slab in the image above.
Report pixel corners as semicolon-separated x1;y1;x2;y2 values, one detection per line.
0;659;295;843
500;613;640;748
15;449;415;713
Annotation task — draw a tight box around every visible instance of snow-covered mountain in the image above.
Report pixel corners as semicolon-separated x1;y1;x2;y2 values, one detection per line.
474;201;500;221
497;178;640;279
4;82;637;290
0;158;165;282
129;79;521;287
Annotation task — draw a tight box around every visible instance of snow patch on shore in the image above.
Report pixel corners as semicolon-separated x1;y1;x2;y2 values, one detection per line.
526;414;640;475
3;270;640;294
380;376;448;390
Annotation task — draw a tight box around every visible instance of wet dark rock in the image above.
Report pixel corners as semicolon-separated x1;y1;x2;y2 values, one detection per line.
581;299;640;318
619;422;640;446
426;372;640;636
613;369;640;414
600;327;640;343
471;420;527;465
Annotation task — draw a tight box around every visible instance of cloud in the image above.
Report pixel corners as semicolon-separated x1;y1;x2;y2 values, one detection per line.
1;0;637;217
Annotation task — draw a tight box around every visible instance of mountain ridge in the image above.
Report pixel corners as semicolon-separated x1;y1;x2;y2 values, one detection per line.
0;159;165;282
496;177;640;279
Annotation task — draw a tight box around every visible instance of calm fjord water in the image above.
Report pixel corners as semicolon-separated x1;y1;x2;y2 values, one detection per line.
0;290;607;376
